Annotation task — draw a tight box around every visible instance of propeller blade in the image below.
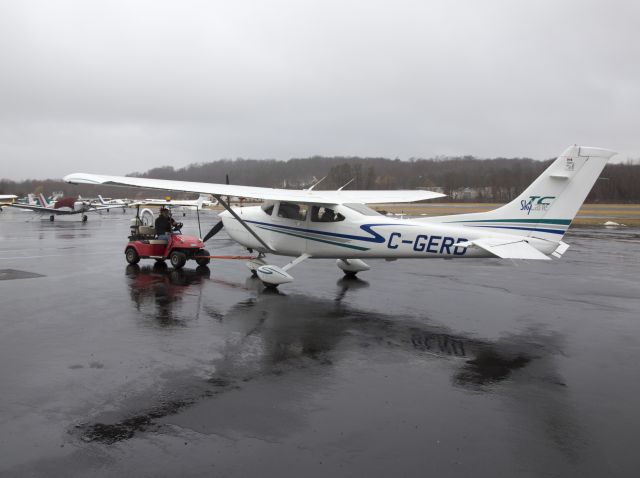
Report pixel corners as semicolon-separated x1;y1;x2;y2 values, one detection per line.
203;220;224;242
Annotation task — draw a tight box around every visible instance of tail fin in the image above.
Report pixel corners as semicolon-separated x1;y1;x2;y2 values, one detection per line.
38;193;51;208
423;145;617;240
98;194;105;204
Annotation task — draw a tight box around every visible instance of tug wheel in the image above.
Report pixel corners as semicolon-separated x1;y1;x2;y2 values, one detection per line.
125;247;140;265
170;250;187;269
195;249;210;266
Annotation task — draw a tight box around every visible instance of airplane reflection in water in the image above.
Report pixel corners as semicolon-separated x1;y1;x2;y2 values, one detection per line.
79;265;577;452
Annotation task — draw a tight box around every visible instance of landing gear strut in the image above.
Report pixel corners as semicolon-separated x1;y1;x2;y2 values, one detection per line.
246;254;267;278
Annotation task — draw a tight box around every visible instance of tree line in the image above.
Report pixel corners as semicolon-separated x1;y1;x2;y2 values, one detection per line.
1;155;639;202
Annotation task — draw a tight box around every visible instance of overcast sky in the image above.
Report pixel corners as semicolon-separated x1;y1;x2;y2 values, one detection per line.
0;0;638;180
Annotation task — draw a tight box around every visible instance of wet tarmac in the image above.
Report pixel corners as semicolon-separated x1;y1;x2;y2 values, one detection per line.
1;209;639;477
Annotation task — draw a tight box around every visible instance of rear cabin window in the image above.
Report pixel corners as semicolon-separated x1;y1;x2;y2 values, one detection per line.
311;206;345;222
277;202;308;221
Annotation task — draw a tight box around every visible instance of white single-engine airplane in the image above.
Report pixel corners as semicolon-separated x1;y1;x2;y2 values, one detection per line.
92;194;132;210
65;145;616;287
129;194;217;214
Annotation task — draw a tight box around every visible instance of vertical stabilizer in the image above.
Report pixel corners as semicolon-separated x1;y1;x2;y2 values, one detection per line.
421;145;617;240
38;193;52;208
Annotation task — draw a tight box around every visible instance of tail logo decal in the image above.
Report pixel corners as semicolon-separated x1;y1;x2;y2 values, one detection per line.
566;157;575;170
520;195;555;215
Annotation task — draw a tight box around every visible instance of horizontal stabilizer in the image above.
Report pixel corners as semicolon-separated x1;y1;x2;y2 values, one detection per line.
457;238;551;260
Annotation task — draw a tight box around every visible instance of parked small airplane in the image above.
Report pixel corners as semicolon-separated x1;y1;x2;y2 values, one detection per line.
8;193;115;221
129;194;217;215
65;145;616;287
0;194;17;211
92;195;132;211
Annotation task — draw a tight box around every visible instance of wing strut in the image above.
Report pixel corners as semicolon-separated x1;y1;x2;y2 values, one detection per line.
213;195;275;253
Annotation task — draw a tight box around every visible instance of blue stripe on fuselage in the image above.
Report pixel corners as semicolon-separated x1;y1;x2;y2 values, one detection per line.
244;220;409;243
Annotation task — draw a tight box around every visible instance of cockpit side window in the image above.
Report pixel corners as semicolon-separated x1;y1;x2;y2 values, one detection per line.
311;206;345;222
277;202;308;221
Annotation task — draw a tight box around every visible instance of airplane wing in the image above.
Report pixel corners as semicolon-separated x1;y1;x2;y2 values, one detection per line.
457;238;551;260
64;173;445;205
7;204;77;214
87;205;123;212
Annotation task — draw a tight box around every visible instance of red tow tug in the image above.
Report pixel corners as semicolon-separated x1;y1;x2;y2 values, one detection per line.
125;209;210;269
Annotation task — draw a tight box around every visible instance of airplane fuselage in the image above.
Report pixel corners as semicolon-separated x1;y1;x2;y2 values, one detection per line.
220;203;558;260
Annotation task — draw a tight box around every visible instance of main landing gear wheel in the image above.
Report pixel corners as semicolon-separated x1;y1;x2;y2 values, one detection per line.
125;247;140;265
195;249;210;266
82;215;88;222
336;259;370;278
49;215;54;222
170;250;187;269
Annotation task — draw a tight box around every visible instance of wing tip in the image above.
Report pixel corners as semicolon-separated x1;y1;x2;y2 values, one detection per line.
63;173;106;185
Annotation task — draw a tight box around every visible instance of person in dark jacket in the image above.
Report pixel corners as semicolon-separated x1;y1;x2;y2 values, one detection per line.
155;208;177;240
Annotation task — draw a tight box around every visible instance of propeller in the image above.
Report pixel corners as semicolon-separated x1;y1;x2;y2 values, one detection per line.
203;220;224;242
226;174;230;205
201;172;230;242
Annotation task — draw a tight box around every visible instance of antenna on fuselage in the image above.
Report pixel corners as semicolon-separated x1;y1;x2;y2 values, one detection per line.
306;175;327;191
